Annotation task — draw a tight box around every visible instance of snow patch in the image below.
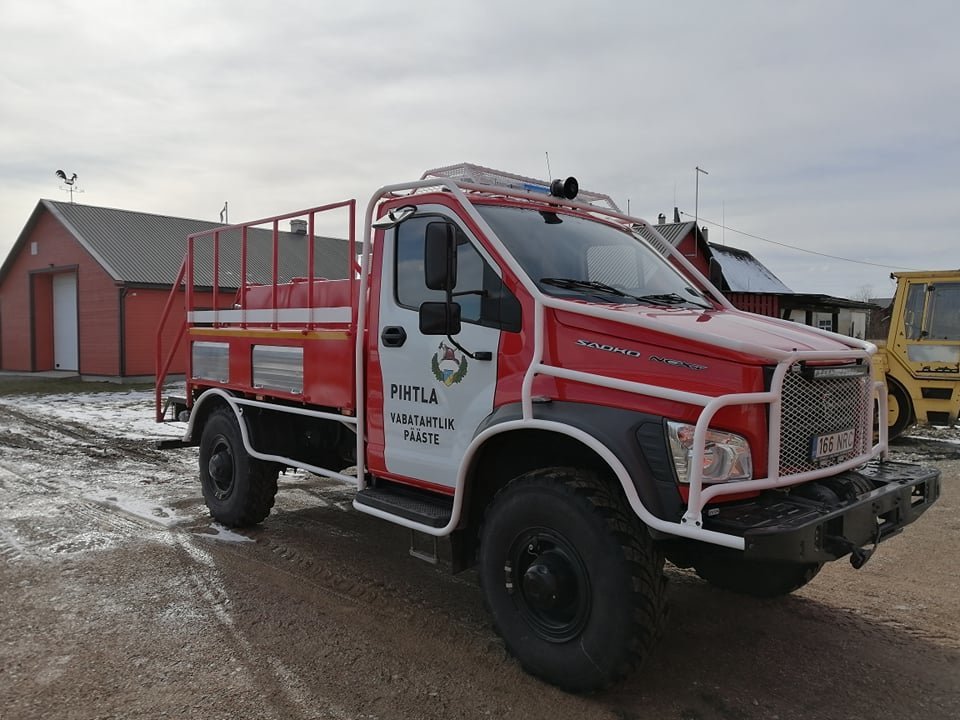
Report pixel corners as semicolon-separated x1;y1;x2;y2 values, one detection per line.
194;523;255;543
84;490;189;528
911;434;960;446
11;388;186;440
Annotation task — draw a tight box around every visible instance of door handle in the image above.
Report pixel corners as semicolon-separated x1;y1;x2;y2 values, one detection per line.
381;326;407;347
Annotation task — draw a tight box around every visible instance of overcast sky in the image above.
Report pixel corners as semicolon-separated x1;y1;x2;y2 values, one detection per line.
1;0;957;299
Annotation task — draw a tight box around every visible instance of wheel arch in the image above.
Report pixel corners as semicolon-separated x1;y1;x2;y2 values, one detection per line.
184;388;242;445
451;403;683;571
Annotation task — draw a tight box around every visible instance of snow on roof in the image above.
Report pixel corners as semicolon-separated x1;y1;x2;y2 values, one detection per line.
708;243;792;293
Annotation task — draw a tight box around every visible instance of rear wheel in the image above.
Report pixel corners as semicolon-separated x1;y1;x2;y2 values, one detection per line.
887;377;914;440
198;407;279;527
693;550;822;598
478;468;666;693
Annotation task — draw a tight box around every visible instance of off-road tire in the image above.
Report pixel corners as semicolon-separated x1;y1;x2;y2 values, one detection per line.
692;550;822;598
887;377;914;440
478;467;667;693
198;407;279;527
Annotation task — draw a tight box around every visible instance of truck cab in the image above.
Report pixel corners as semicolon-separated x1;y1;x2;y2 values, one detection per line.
156;164;940;692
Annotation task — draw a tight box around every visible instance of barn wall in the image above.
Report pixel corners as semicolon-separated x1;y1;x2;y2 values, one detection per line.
727;293;780;317
674;235;711;276
0;210;120;374
123;287;228;377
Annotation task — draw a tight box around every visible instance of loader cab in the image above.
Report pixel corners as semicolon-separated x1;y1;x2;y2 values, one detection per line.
885;272;960;435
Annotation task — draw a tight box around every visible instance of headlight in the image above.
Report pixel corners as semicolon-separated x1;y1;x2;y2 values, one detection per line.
666;421;753;484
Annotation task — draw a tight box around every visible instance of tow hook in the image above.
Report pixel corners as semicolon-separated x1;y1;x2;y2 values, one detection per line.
849;544;874;569
827;526;882;569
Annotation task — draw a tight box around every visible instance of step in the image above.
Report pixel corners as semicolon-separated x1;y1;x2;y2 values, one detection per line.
355;484;452;528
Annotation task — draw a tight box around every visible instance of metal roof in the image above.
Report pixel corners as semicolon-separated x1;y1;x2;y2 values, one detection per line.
635;221;697;247
38;200;354;287
708;242;793;293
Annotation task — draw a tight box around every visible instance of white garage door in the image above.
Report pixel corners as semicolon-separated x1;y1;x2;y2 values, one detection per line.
53;273;78;371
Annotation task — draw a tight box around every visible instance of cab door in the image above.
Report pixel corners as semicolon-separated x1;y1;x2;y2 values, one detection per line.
374;206;518;490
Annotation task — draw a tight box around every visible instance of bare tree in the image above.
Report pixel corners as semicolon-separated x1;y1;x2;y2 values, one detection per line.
851;284;874;303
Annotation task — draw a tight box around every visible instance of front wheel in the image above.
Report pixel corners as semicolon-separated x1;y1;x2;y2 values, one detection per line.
886;377;914;440
198;407;279;527
478;468;666;693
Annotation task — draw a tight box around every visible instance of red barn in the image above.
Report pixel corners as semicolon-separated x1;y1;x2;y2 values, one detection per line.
0;200;354;378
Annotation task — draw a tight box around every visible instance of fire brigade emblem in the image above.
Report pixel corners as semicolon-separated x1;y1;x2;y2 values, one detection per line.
431;342;468;386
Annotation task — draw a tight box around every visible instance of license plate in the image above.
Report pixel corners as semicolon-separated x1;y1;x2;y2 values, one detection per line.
810;429;856;460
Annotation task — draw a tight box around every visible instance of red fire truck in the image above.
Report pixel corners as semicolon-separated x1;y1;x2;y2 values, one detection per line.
156;164;940;692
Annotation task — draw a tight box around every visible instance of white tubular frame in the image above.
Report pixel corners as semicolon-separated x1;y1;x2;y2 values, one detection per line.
187;389;360;486
193;176;887;548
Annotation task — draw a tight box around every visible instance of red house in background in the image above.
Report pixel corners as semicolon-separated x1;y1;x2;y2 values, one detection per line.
637;215;875;338
0;200;354;378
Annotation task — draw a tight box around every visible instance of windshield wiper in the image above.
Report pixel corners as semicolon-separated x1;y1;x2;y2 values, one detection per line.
540;278;710;308
634;292;690;306
539;277;633;299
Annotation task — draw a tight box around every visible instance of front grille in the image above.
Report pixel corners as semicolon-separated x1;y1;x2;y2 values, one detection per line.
778;366;873;475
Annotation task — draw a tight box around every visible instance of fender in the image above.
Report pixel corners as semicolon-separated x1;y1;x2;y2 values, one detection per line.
473;402;684;522
182;387;239;444
184;388;359;486
460;415;744;549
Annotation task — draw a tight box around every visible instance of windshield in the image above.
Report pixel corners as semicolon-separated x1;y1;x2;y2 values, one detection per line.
924;282;960;341
475;205;711;308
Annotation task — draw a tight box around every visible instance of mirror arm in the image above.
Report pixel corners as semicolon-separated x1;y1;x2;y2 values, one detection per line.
445;334;492;362
440;285;491;360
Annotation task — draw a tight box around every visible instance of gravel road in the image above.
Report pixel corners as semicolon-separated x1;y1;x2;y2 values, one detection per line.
0;386;957;719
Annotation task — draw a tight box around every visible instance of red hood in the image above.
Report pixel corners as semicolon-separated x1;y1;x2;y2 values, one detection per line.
557;304;857;362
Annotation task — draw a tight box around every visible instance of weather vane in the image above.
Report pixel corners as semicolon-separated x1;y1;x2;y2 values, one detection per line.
55;169;84;203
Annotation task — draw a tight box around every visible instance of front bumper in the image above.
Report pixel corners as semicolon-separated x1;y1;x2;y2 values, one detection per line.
702;461;941;564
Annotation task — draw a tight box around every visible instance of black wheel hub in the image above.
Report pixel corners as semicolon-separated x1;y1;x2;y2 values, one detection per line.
507;530;591;642
207;439;234;500
522;550;577;611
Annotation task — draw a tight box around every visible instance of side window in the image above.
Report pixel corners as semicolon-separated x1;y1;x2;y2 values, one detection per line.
925;283;960;340
395;216;520;331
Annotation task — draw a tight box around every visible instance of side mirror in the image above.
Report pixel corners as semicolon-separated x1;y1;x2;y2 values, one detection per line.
419;301;462;336
424;222;457;291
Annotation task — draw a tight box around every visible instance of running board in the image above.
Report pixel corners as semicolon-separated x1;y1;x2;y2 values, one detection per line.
355;485;452;528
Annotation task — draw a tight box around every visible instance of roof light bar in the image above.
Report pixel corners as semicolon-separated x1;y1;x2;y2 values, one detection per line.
421;163;621;212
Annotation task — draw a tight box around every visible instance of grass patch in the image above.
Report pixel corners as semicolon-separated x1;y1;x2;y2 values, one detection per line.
0;378;155;397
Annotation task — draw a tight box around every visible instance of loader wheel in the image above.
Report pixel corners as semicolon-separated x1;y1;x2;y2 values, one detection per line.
692;550;822;598
198;407;279;527
478;468;666;693
886;378;914;440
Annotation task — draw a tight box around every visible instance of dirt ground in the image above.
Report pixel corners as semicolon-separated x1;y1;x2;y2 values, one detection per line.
0;383;957;719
